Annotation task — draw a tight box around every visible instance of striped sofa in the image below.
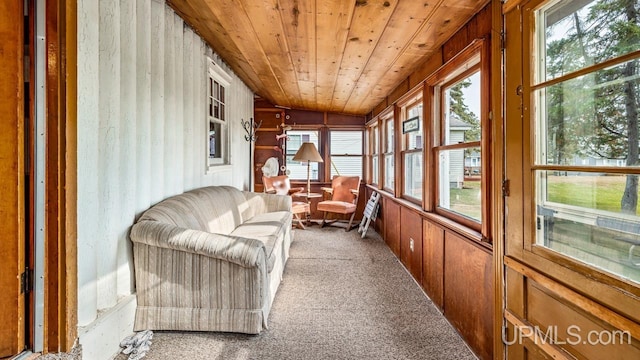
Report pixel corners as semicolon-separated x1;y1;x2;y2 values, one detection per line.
130;185;293;334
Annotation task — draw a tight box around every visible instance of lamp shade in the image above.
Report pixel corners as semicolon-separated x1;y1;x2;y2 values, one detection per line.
292;142;323;163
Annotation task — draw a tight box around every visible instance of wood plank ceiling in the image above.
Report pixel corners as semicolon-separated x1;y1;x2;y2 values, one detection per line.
169;0;489;115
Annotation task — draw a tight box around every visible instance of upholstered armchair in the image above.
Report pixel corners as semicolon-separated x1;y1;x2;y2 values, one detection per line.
317;176;361;231
263;175;310;229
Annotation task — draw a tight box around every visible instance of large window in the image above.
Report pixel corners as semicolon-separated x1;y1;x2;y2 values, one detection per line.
330;130;363;178
286;130;320;180
400;94;424;202
207;58;231;167
429;41;488;234
382;112;395;192
531;0;640;283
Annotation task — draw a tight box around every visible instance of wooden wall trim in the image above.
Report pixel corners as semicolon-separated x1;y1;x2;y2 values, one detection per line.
43;0;77;352
490;0;505;358
504;310;575;360
505;257;640;341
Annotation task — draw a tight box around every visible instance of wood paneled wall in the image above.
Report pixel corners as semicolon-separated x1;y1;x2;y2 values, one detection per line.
253;101;367;220
365;4;494;360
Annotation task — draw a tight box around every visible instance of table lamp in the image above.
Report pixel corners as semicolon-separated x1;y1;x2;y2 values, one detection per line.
292;142;323;196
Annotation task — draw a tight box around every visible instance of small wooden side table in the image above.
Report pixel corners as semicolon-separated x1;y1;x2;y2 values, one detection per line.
292;192;322;226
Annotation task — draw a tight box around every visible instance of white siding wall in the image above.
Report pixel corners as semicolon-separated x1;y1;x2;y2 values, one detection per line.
77;1;253;358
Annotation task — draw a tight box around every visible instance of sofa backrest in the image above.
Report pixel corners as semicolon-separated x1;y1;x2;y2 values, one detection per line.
137;186;247;234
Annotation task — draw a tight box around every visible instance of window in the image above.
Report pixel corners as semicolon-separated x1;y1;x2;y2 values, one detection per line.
400;93;424;202
531;0;640;283
207;58;231;167
369;123;380;185
429;40;488;234
286;130;320;180
330;130;363;178
382;112;395;192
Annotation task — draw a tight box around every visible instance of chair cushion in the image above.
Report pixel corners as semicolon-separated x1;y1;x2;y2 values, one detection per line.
230;211;290;272
317;200;357;214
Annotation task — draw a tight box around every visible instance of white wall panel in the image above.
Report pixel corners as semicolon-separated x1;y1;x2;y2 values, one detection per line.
76;0;99;326
77;1;254;356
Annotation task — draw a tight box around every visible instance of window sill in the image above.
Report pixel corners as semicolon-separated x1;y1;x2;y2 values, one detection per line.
366;184;491;251
206;164;233;174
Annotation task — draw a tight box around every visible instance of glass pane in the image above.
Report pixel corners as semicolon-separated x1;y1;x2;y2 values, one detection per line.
209;121;222;160
384;154;394;190
536;0;640;83
536;170;640;284
535;58;640;168
438;147;482;222
286;130;320;180
372;156;379;184
386;119;394;153
444;71;481;145
405;103;423;150
331;131;362;155
330;156;362;178
220;85;225;103
404;152;423;200
372;126;379;153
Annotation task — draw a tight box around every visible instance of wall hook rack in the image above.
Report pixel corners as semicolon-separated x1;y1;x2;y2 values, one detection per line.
241;117;262;142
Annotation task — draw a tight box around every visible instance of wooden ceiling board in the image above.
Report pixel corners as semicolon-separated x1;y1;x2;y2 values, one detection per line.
203;0;293;104
344;0;441;113
277;0;318;109
314;0;356;112
330;0;399;113
169;0;490;115
169;0;264;93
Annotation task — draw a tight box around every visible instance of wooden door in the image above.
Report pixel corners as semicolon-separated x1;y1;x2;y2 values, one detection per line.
0;0;26;357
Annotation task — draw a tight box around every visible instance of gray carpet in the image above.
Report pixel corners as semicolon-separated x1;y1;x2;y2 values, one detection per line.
117;226;477;360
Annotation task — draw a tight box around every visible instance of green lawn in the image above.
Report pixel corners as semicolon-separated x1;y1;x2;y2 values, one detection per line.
447;175;640;216
546;175;640;215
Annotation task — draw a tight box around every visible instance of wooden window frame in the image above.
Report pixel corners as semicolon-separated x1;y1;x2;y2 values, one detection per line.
397;88;425;205
285;127;323;181
380;109;396;194
328;129;364;179
366;120;380;187
515;0;640;298
426;39;492;241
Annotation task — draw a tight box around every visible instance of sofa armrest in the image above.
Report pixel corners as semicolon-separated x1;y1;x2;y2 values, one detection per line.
130;221;266;268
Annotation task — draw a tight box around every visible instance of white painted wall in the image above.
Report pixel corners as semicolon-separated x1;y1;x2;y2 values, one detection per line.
76;1;254;358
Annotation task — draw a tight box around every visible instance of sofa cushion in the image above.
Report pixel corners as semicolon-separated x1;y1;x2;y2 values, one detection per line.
230;211;290;272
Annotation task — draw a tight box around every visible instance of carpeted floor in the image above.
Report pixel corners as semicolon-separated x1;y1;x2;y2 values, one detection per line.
116;226;477;360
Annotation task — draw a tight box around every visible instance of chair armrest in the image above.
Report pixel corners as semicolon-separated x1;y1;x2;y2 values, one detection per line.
264;189;277;194
130;221;266;268
321;187;333;193
350;189;359;195
288;187;305;195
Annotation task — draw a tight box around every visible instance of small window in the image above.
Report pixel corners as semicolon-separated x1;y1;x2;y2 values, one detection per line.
330;130;363;178
207;58;231;168
400;94;424;202
286;130;321;180
383;112;395;193
369;123;380;185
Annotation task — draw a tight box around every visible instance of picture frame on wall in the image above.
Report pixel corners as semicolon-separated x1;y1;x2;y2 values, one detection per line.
402;116;419;134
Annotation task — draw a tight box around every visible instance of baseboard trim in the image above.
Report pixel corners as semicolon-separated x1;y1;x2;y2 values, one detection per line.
77;294;137;360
